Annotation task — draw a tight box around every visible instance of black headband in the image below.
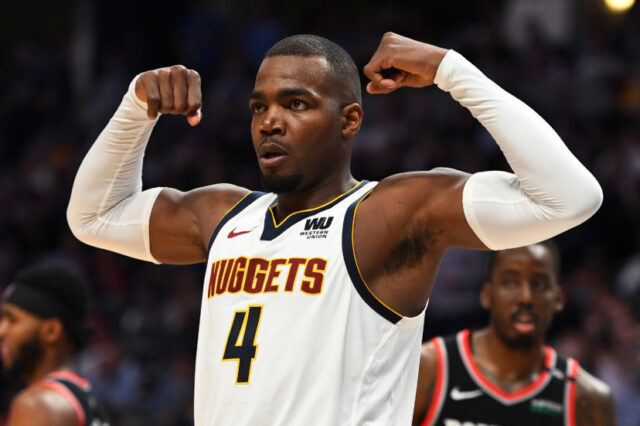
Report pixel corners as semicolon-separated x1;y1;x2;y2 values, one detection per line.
3;283;91;348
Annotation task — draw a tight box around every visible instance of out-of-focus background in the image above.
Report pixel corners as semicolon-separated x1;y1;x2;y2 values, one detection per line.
1;0;639;424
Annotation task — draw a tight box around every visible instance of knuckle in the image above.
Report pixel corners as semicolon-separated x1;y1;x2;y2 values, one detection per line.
174;98;187;111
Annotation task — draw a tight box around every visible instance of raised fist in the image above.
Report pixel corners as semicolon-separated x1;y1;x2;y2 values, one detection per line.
135;65;202;126
363;32;448;95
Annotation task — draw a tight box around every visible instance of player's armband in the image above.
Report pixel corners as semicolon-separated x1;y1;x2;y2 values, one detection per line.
463;170;602;250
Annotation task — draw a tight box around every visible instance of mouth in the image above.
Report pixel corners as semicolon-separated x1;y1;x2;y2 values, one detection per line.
258;140;289;167
511;312;537;333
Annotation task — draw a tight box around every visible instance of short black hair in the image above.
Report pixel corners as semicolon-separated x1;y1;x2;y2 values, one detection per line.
486;240;561;280
264;34;362;105
13;264;91;351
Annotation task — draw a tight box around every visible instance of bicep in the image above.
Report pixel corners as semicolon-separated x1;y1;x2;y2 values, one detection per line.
376;169;487;251
149;184;250;264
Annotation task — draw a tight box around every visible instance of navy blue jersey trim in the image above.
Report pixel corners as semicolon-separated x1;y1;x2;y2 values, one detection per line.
206;192;266;256
260;181;368;241
342;189;403;324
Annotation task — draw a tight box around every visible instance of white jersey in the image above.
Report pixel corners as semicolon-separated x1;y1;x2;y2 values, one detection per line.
194;181;425;425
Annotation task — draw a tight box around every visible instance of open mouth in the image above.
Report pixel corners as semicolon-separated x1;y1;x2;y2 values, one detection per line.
260;151;287;166
512;316;536;333
258;141;288;166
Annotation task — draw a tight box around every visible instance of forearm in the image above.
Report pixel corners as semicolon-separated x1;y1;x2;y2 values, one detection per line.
434;51;602;249
67;76;163;262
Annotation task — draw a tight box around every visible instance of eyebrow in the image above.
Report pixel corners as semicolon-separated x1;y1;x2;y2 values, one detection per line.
249;88;315;100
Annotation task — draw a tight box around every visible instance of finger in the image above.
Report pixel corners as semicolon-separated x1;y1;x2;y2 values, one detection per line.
186;70;202;116
187;109;202;127
366;80;397;95
157;69;174;113
380;67;406;84
171;66;188;114
143;75;161;120
362;61;380;82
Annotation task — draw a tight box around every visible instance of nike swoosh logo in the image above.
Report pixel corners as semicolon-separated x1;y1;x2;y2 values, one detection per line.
450;387;483;401
227;227;253;238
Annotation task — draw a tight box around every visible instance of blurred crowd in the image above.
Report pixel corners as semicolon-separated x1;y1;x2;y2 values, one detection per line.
1;0;639;424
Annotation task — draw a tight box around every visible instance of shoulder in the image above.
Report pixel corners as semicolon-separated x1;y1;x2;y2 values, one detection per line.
413;339;446;426
418;338;446;388
574;365;617;426
575;365;613;403
420;339;439;366
6;384;78;426
164;183;252;211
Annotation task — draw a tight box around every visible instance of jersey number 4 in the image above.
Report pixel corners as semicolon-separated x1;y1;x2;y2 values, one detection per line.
223;305;263;384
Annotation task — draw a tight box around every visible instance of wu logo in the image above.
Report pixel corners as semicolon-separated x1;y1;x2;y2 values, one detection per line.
304;216;334;231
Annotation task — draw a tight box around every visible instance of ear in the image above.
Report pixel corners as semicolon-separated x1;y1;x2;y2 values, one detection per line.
340;103;363;139
480;282;492;310
40;318;64;345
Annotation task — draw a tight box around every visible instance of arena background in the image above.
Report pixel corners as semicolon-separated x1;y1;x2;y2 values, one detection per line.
1;0;639;424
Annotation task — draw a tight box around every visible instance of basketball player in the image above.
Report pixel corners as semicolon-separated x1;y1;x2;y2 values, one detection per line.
413;241;616;426
0;265;109;426
67;32;603;424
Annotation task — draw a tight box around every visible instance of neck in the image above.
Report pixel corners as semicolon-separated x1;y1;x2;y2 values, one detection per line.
273;170;357;222
25;347;74;385
472;327;547;387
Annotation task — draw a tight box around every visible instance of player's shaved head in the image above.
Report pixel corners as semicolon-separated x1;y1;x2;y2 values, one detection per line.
264;34;362;106
487;239;561;282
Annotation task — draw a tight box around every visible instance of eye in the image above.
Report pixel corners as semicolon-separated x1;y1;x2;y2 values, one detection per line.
530;278;550;291
250;102;266;114
289;99;307;111
0;312;13;325
502;278;519;289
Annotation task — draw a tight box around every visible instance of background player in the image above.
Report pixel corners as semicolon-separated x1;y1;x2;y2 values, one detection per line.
413;241;616;426
0;264;109;426
67;32;602;424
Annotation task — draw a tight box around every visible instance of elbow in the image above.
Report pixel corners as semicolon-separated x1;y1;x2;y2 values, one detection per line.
66;199;93;246
575;174;603;221
560;173;603;225
66;206;85;244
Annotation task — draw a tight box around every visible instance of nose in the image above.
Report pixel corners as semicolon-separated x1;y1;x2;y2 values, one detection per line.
260;106;284;137
515;281;533;305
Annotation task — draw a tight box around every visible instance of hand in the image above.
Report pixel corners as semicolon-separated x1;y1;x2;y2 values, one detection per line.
134;65;202;126
363;32;448;95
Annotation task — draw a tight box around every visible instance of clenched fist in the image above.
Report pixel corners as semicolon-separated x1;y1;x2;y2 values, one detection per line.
363;32;448;95
135;65;202;126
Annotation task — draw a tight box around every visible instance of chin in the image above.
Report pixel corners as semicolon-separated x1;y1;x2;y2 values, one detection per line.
502;332;539;349
261;172;303;193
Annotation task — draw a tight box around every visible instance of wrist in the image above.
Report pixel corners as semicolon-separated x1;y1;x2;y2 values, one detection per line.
427;46;448;80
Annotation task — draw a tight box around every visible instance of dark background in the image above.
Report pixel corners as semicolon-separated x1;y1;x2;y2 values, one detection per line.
1;0;639;424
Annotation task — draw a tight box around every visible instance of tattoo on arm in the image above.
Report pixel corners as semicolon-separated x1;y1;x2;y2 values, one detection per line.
575;380;617;426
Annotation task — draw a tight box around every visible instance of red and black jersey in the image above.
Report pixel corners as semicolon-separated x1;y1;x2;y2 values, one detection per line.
421;329;579;426
40;371;110;426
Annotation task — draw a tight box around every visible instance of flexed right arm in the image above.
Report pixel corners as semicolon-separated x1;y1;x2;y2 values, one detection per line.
67;66;248;265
